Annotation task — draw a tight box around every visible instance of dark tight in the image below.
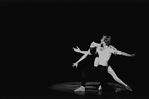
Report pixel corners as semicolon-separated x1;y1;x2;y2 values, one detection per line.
81;66;108;90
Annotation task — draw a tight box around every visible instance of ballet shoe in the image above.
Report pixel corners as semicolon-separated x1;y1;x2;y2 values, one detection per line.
98;85;102;91
74;86;85;92
125;86;132;91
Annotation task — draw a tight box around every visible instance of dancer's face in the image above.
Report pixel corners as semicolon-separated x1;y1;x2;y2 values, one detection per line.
101;35;111;46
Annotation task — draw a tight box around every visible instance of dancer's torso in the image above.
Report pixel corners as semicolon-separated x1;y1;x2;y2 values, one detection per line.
83;45;114;68
94;45;113;67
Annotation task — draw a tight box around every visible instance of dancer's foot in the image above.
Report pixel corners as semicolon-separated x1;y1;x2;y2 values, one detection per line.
115;88;122;93
125;85;132;91
74;86;85;92
98;85;102;91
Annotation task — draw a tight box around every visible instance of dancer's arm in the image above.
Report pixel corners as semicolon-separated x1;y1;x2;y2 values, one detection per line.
120;51;135;57
73;49;90;68
110;45;135;57
73;46;89;54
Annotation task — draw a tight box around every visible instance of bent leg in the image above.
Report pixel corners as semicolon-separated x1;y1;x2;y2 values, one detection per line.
81;68;88;86
74;68;88;92
107;66;128;87
74;67;95;92
97;66;108;91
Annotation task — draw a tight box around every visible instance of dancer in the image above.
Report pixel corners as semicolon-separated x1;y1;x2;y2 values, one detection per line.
73;35;135;92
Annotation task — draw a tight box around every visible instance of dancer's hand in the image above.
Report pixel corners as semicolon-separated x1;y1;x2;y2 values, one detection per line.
73;46;81;53
72;62;78;68
131;53;136;57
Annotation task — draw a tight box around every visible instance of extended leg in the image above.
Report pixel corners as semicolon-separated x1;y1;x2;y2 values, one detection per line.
107;66;128;87
107;66;132;91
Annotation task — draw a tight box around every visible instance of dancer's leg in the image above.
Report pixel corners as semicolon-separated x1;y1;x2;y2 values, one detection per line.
108;66;132;91
81;68;88;86
97;66;108;91
107;66;128;87
74;68;88;91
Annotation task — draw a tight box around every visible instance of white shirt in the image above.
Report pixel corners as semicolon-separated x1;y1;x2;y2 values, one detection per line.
94;44;121;66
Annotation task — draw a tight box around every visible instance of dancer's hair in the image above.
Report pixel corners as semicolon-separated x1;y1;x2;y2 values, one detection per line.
101;35;111;45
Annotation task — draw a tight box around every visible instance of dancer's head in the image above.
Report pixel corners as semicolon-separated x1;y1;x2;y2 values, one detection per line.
101;35;111;45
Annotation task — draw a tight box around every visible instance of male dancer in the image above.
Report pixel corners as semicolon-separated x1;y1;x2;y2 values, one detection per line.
73;35;135;92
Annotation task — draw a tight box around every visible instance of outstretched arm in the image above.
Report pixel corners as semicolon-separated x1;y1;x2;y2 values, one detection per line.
110;45;135;57
120;51;135;57
73;46;89;54
116;50;135;57
73;49;90;68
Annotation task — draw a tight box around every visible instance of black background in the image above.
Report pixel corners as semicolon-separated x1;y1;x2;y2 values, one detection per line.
0;0;148;98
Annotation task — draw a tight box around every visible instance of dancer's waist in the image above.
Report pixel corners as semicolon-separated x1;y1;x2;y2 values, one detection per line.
95;64;109;68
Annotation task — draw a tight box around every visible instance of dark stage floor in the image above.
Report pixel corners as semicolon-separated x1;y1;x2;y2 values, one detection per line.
0;81;148;99
49;82;149;99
